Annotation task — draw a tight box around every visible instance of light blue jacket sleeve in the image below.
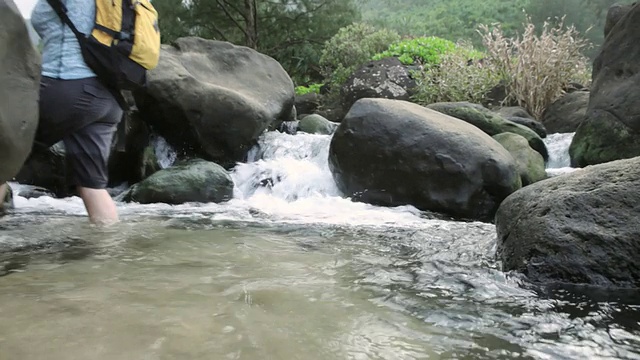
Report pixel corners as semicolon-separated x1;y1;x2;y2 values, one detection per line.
31;0;96;79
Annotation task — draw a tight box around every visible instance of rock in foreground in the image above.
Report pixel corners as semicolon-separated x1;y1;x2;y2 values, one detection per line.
0;0;40;183
496;156;640;288
329;98;521;222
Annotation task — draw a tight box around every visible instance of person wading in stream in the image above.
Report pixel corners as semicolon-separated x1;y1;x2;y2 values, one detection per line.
28;0;160;224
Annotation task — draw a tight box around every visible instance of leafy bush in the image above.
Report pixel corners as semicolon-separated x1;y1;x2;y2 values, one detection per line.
319;23;401;91
411;43;500;104
478;17;592;119
295;83;323;96
372;36;458;66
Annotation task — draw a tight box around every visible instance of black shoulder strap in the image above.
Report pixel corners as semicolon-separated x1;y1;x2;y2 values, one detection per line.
44;0;86;43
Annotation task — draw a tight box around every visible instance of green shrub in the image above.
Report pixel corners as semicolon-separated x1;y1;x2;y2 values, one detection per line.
319;23;401;91
411;43;500;105
478;16;592;119
295;83;323;96
372;36;459;66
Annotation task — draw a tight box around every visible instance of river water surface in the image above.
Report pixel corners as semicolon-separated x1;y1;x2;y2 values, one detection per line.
1;131;639;360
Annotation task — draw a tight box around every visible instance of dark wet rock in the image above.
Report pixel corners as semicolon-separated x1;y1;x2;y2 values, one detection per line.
427;102;548;161
542;91;589;134
15;185;55;199
14;143;70;198
329;98;521;222
122;159;234;205
504;116;547;139
294;93;321;117
496;156;640;288
341;57;417;112
492;133;546;186
298;114;337;135
0;0;40;183
108;113;162;186
570;4;640;167
134;37;295;168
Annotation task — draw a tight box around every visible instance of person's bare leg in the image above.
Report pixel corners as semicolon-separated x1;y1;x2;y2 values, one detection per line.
77;186;119;225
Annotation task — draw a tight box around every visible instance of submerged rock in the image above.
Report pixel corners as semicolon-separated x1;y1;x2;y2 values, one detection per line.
135;37;295;168
427;102;548;161
0;0;40;184
329;98;521;222
298;114;337;135
122;159;234;205
496;156;640;288
492;133;546;186
570;4;640;167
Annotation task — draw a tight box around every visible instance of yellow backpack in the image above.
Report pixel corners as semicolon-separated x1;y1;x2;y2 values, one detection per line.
46;0;161;91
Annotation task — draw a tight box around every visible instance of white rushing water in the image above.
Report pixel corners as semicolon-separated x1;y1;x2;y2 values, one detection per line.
544;132;578;177
9;131;579;227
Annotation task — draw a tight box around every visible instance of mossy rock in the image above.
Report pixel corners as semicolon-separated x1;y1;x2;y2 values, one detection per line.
493;133;547;186
427;102;548;161
122;159;234;205
298;114;337;135
569;110;640;167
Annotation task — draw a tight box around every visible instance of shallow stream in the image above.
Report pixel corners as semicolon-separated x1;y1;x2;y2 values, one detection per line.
1;131;638;360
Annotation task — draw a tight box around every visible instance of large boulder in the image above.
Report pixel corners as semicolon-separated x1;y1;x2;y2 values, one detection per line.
341;58;417;113
492;133;546;186
122;159;234;205
329;98;521;222
542;91;589;134
569;4;640;167
0;0;40;183
604;3;635;38
427;102;548;161
134;37;295;168
496;156;640;288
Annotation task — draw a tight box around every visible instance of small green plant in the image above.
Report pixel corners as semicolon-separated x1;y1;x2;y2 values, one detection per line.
411;43;500;105
319;23;401;92
295;83;323;96
478;16;592;119
372;36;458;66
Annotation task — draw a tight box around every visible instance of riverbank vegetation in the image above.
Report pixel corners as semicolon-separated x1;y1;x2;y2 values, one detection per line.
151;0;633;117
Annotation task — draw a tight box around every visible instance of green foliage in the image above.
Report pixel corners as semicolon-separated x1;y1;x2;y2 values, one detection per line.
295;83;323;95
319;23;401;90
411;44;500;105
152;0;361;84
360;0;529;49
372;37;457;65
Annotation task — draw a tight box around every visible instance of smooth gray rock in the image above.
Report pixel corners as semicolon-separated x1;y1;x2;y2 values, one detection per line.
135;37;295;167
0;0;40;183
329;98;521;222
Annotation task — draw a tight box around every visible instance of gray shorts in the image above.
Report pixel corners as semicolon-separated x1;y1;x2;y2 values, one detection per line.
36;76;123;189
